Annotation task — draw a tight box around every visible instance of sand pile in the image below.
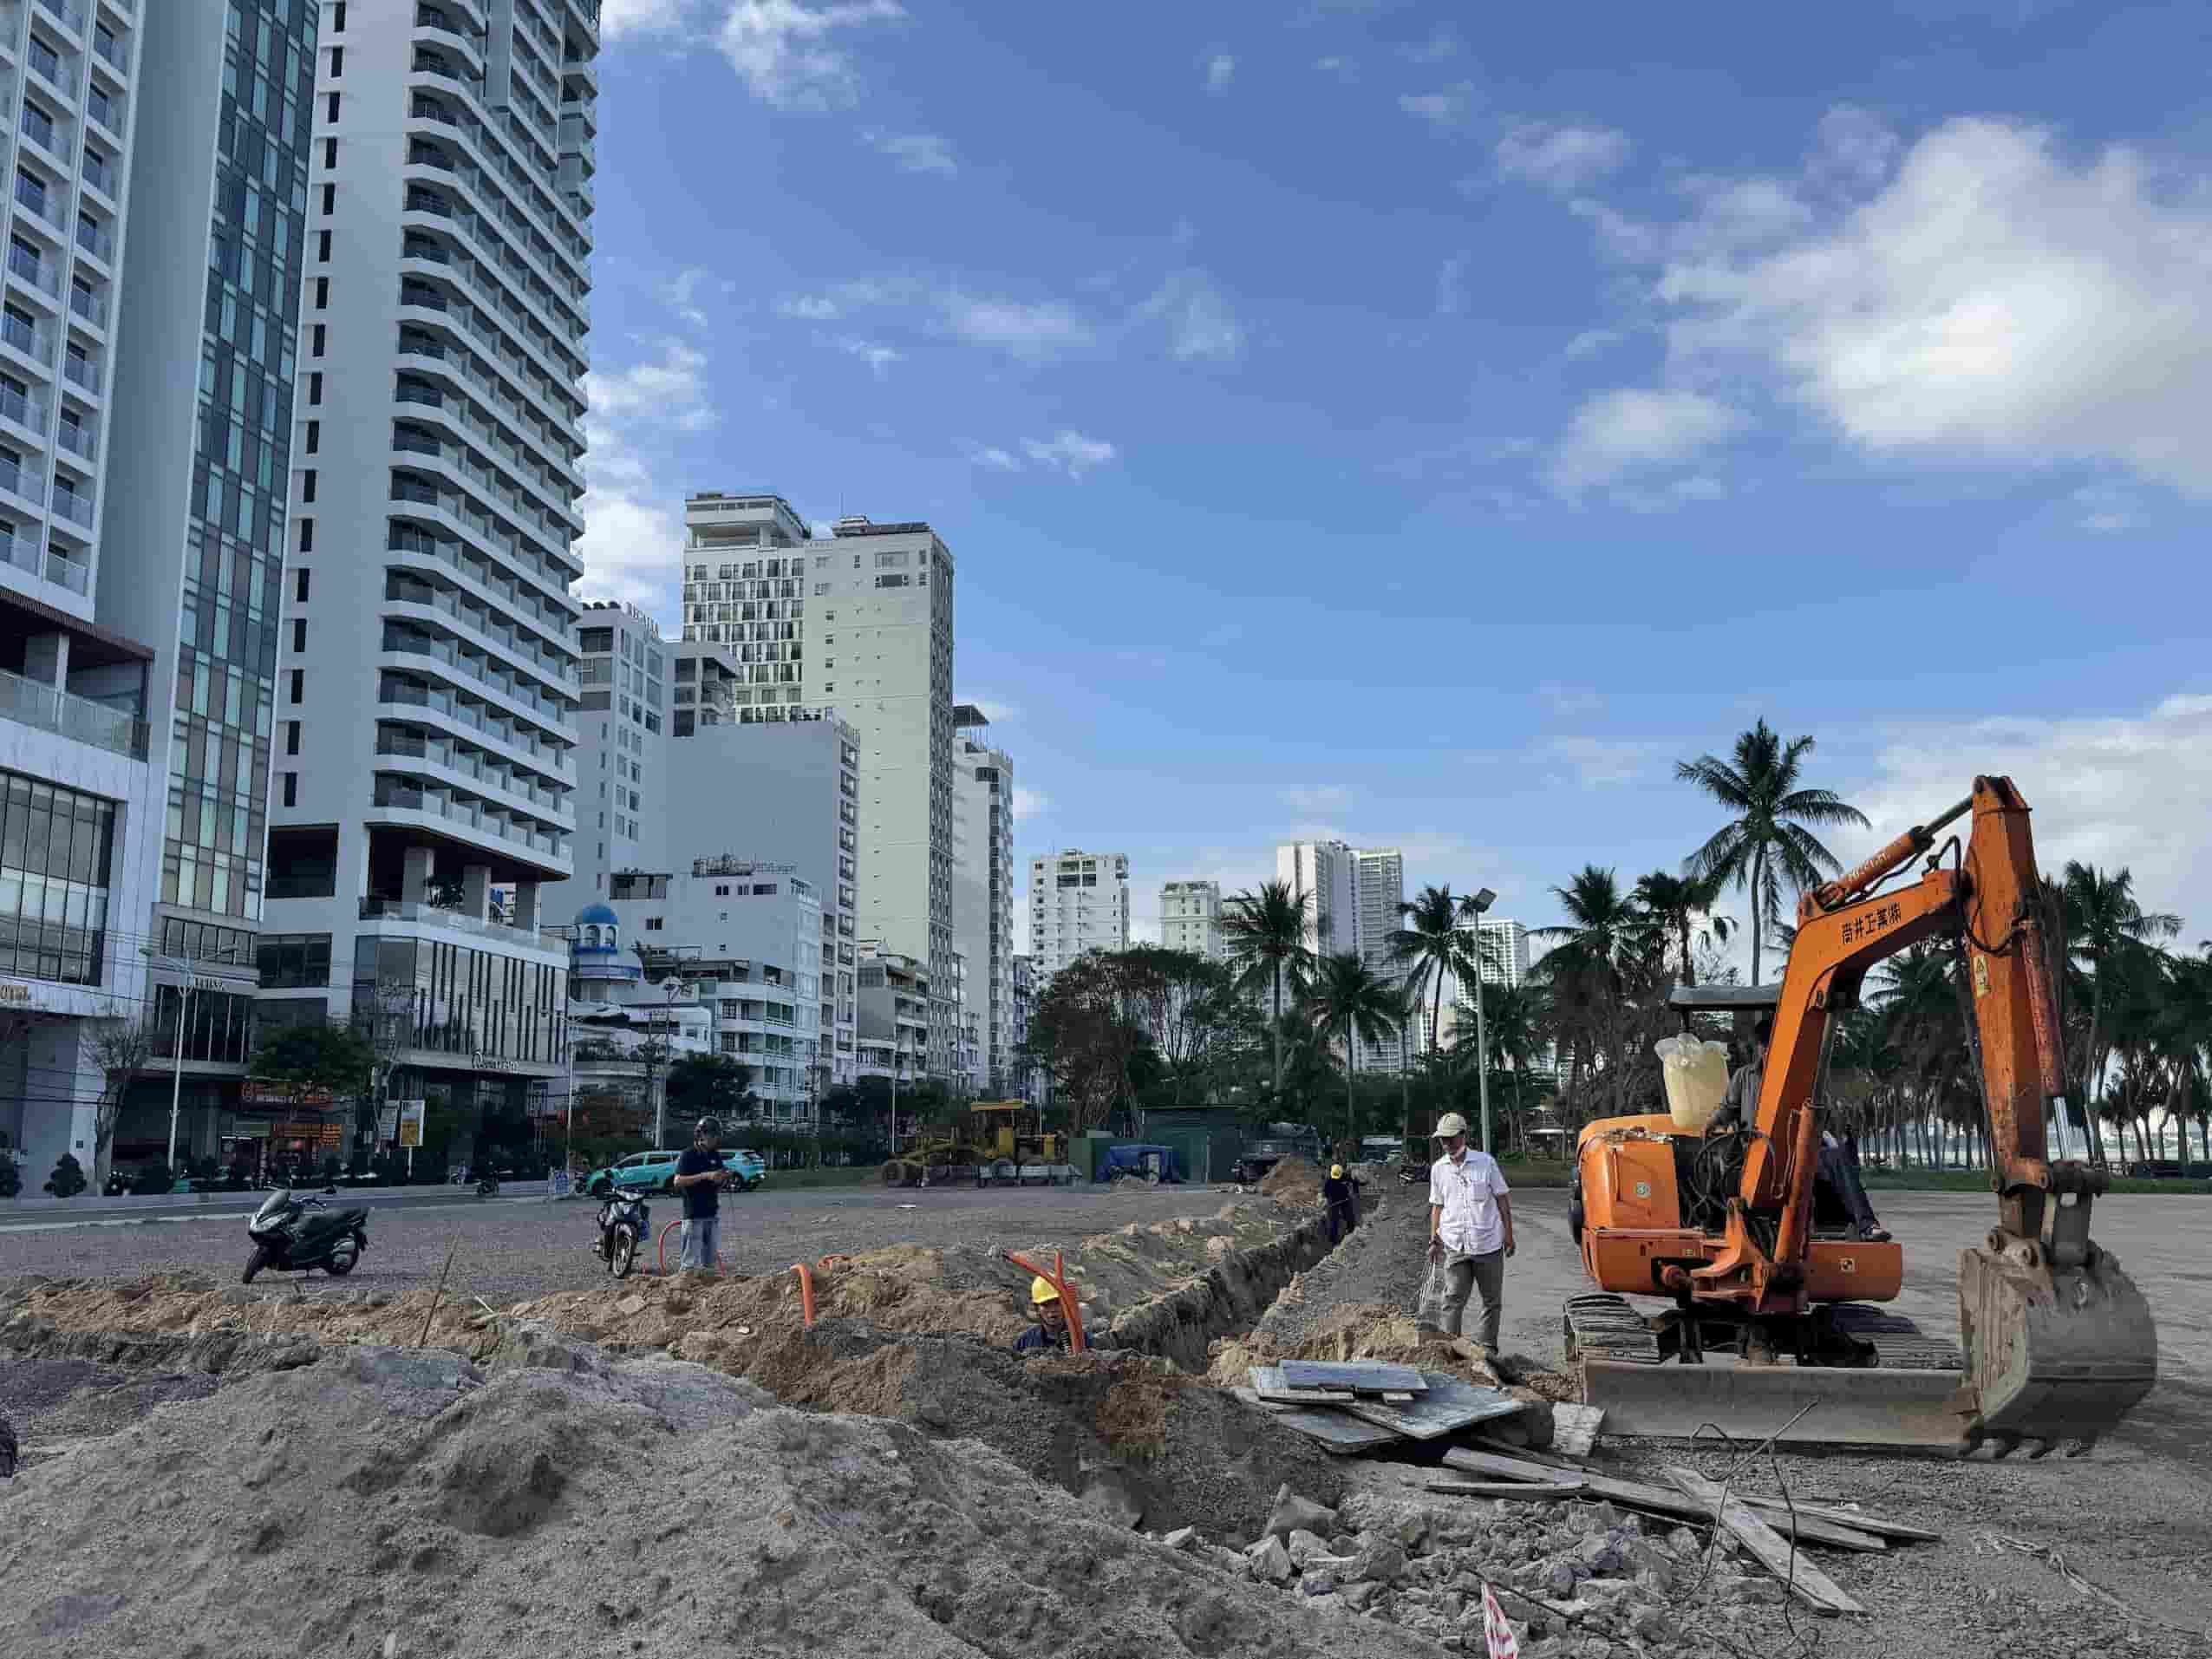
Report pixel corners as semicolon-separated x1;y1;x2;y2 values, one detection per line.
1258;1155;1325;1205
0;1342;1447;1658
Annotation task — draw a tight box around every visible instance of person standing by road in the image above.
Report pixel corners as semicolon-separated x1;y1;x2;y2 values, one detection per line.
671;1117;729;1273
1425;1111;1514;1352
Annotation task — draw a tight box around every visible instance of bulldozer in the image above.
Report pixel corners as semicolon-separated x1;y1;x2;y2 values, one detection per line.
1567;777;2159;1455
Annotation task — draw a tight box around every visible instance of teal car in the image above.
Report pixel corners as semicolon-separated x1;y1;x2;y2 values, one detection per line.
585;1148;765;1197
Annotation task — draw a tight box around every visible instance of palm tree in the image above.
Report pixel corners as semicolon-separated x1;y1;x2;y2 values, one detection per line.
1532;866;1654;1117
1675;720;1869;983
1304;953;1404;1142
2059;861;2183;1163
1222;879;1316;1094
1452;980;1547;1153
1633;870;1732;986
1386;885;1478;1062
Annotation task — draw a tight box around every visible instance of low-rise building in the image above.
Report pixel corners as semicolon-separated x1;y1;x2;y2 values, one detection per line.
856;945;930;1087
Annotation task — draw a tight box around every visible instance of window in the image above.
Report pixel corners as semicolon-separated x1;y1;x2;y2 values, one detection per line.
304;420;319;455
316;230;331;262
300;469;316;504
325;92;341;123
291;619;306;653
333;1;348;29
295;567;310;602
323;138;337;170
314;277;329;309
297;519;314;552
285;721;301;756
288;669;303;702
320;183;335;216
308;371;322;405
281;773;297;807
329;46;343;76
644;918;664;931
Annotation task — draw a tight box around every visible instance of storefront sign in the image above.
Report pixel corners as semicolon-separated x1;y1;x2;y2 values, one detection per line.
396;1099;427;1149
0;982;33;1004
377;1105;400;1141
241;1079;335;1107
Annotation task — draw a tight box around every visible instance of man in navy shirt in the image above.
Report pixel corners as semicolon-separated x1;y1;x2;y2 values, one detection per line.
670;1117;729;1273
1013;1276;1073;1353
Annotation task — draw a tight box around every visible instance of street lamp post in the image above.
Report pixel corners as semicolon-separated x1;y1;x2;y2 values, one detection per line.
1465;888;1498;1156
140;945;241;1173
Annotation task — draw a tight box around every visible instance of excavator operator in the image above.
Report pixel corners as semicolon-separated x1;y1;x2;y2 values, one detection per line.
1709;1016;1889;1243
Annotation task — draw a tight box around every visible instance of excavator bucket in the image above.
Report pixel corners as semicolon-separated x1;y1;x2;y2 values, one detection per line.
1578;1359;1972;1451
1957;1243;2159;1453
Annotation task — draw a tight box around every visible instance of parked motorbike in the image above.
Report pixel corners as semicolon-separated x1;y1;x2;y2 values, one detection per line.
475;1172;500;1197
590;1186;649;1279
242;1187;369;1283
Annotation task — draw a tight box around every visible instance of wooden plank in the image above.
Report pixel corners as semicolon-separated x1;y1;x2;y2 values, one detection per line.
1426;1478;1585;1500
1736;1494;1939;1543
1439;1447;1887;1554
1338;1374;1530;1442
1248;1364;1356;1405
1279;1359;1427;1394
1666;1467;1865;1617
1238;1391;1405;1453
1550;1403;1605;1459
1230;1387;1292;1414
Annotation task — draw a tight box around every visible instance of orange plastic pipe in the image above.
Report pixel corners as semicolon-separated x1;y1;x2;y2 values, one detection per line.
791;1262;816;1328
1005;1247;1086;1353
656;1220;725;1277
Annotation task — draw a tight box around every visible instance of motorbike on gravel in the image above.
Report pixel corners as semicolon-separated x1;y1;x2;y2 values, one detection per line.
242;1187;370;1283
590;1186;649;1279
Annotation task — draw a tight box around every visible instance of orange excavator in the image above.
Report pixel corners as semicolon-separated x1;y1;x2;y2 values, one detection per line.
1567;778;2159;1453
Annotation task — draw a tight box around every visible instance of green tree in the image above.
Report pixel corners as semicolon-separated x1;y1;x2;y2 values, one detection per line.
1018;950;1155;1134
1632;870;1731;988
1532;866;1654;1120
1675;719;1869;983
1222;879;1317;1093
1302;952;1404;1143
44;1151;87;1198
665;1053;754;1123
2059;861;2183;1164
1452;979;1550;1153
1385;885;1479;1062
250;1020;378;1111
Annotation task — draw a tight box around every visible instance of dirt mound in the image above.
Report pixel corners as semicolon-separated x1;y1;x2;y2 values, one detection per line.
1258;1155;1325;1205
0;1344;1443;1658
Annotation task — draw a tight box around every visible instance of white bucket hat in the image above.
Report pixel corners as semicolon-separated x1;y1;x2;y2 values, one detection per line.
1433;1112;1469;1140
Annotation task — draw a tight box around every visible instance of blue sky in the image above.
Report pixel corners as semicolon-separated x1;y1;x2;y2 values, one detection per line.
574;1;2210;956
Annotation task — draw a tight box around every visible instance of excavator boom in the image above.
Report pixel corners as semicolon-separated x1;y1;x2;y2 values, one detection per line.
1571;777;2158;1455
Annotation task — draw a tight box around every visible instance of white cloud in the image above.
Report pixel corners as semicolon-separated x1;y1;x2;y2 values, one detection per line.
1011;787;1051;821
960;441;1022;472
1281;785;1353;813
2071;481;2143;533
1400;82;1475;130
662;266;733;330
1539;736;1660;788
1021;430;1118;479
864;128;956;176
938;292;1094;362
1204;53;1236;95
1404;25;1458;62
1313;56;1354;78
1635;117;2212;495
1547;388;1745;492
1436;251;1469;316
776;294;844;320
1840;695;2211;943
575;338;720;613
598;0;692;39
963;697;1020;724
1137;270;1245;362
1496;121;1631;193
825;334;902;376
1564;326;1623;360
1808;103;1900;191
715;0;904;112
1537;682;1606;718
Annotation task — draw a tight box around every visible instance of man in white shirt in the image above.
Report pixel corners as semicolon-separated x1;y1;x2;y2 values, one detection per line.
1426;1111;1515;1351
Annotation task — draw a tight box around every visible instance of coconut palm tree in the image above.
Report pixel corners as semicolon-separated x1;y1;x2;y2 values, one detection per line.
2059;861;2183;1164
1450;980;1548;1153
1386;885;1479;1062
1633;870;1732;986
1675;720;1869;984
1532;866;1655;1117
1222;879;1316;1094
1304;953;1404;1143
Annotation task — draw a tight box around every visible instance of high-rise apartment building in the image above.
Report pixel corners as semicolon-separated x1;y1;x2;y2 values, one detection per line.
1028;848;1129;976
3;1;333;1187
681;493;955;1075
565;600;665;897
950;702;1013;1092
258;0;599;1140
1276;840;1406;1068
1159;878;1223;960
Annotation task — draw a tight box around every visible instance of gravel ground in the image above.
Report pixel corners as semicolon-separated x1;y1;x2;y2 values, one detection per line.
0;1181;1245;1307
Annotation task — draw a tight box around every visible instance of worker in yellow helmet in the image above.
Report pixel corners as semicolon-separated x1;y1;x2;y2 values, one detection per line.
1013;1274;1074;1354
1321;1161;1362;1245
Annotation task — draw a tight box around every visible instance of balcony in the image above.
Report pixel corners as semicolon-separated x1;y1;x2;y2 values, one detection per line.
35;0;85;36
49;477;91;525
358;897;555;951
68;282;105;327
0;523;85;592
369;778;564;860
5;241;59;302
0;449;43;502
0;663;147;758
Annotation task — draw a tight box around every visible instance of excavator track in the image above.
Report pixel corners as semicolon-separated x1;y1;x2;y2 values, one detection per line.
1826;1303;1963;1371
1563;1292;1664;1364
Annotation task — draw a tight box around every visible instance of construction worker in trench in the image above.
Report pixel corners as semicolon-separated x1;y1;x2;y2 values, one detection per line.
1321;1162;1361;1245
1013;1275;1074;1354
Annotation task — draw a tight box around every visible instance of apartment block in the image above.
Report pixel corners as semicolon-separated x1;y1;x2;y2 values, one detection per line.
1276;839;1406;1070
3;0;330;1188
258;0;600;1145
856;944;929;1088
1159;878;1223;960
566;599;665;898
950;702;1013;1091
1028;848;1129;977
680;492;955;1076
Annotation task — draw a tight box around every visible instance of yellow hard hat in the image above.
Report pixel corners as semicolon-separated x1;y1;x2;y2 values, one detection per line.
1030;1276;1060;1305
1330;1164;1345;1179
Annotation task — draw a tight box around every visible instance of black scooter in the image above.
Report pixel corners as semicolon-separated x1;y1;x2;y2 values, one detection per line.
243;1187;369;1283
590;1186;649;1278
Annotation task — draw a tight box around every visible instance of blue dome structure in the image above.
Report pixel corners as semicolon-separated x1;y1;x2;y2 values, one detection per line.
570;902;640;993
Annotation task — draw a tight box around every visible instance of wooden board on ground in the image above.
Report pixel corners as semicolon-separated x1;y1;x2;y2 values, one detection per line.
1280;1359;1428;1394
1236;1390;1405;1453
1426;1478;1585;1500
1666;1467;1866;1617
1439;1447;1887;1553
1736;1494;1939;1543
1230;1387;1292;1414
1338;1373;1530;1442
1550;1402;1605;1458
1248;1364;1356;1405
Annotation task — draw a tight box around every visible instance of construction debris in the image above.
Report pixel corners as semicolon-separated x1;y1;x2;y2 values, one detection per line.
1665;1466;1866;1616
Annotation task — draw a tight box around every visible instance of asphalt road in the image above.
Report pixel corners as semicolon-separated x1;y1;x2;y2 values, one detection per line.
0;1179;1247;1306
